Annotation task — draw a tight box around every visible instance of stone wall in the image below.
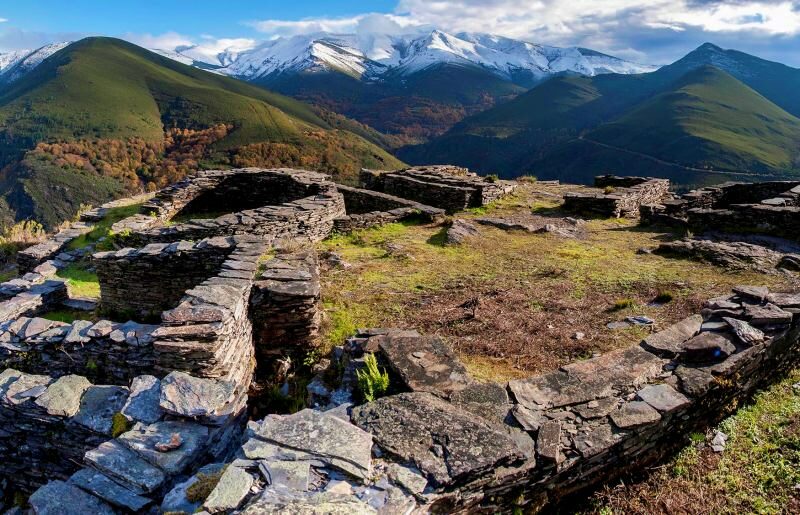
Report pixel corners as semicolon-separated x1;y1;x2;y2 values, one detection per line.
642;181;800;241
94;237;237;321
360;165;518;213
564;175;671;218
250;248;321;366
2;369;245;511
344;286;800;512
333;185;445;233
153;236;269;394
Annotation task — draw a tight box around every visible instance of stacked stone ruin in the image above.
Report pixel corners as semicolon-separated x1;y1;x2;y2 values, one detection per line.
1;167;798;513
359;165;518;213
563;175;672;218
641;180;800;240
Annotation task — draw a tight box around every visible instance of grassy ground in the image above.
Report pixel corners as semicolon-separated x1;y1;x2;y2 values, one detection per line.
67;202;144;250
55;263;100;299
318;182;797;381
586;369;800;514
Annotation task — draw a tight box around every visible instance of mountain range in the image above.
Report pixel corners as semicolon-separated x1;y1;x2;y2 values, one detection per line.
1;31;655;144
400;43;800;186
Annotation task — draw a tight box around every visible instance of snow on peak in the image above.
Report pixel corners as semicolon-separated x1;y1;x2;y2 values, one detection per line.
209;30;657;83
0;42;72;83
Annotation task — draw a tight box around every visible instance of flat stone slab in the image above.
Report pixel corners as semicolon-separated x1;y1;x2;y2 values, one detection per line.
4;372;51;405
723;317;765;345
511;346;664;409
744;303;793;326
680;331;737;364
387;463;428;496
377;334;471;398
351;392;524;488
610;401;662;428
121;375;163;424
446;219;480;245
160;371;236;419
242;491;378;515
637;384;690;412
732;285;769;302
69;468;151;512
118;420;209;475
641;315;703;357
250;409;372;480
35;375;92;417
73;385;129;434
203;464;254;513
262;460;311;491
29;480;115;515
84;440;166;493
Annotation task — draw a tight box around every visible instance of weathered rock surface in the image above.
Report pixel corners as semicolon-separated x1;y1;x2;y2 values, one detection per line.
446;219;480;245
29;480;115;515
203;464;254;513
351;392;524;487
35;375;92;417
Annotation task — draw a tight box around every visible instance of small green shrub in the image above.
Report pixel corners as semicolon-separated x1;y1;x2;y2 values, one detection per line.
517;175;538;183
603;186;616;195
356;353;390;402
611;298;635;311
485;174;499;183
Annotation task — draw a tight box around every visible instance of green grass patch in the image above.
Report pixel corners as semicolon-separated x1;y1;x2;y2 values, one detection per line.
55;263;100;299
68;203;143;250
40;309;92;324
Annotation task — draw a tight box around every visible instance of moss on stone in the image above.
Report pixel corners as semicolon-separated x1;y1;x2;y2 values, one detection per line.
110;412;132;438
185;467;227;503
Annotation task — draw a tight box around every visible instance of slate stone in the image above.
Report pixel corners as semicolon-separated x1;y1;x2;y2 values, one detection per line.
4;372;51;405
241;438;325;466
159;371;236;419
767;292;800;308
84;440;166;493
203;465;254;513
732;285;769;302
29;480;115;515
536;420;562;464
87;320;115;338
641;315;703;357
446;219;480;245
377;334;471;398
675;365;716;397
35;375;92;417
637;384;690;412
21;317;57;339
574;397;618;419
352;392;523;487
121;375;163;424
242;491;377;515
118;420;209;474
573;424;619;458
610;401;661;428
387;463;428;496
450;381;510;422
250;409;372;479
744;303;793;326
680;331;737;364
723;317;765;345
73;385;129;434
69;468;151;512
511;404;546;431
0;368;22;399
512;346;664;409
262;460;310;491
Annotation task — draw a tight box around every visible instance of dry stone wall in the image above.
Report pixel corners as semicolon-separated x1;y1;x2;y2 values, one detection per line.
333;184;445;232
360;165;518;213
94;237;237;321
642;180;800;240
250;248;321;366
563;175;671;218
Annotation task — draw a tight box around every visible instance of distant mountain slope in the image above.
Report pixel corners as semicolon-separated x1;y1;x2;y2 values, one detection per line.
402;44;800;186
0;37;403;228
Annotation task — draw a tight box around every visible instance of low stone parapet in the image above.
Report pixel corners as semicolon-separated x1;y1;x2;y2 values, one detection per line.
565;175;671;218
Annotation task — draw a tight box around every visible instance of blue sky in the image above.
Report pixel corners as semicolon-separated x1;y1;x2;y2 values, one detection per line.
1;0;799;66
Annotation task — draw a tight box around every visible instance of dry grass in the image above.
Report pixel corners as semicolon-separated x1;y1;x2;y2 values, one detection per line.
318;183;797;381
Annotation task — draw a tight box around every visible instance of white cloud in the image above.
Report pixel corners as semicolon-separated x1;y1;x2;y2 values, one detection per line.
123;31;194;50
0;18;8;23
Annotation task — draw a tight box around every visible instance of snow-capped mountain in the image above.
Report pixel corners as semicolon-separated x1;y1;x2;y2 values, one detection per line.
162;30;658;84
0;42;72;83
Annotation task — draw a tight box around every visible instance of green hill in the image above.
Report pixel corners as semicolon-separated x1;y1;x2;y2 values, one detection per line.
401;44;800;186
586;66;800;172
0;37;404;228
